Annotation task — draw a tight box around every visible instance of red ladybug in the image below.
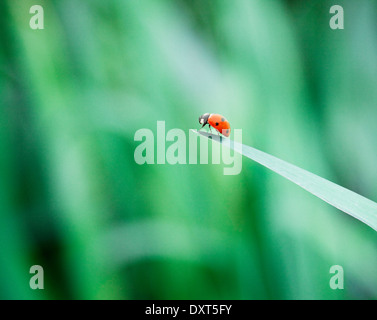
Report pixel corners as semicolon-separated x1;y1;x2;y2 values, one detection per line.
198;113;231;137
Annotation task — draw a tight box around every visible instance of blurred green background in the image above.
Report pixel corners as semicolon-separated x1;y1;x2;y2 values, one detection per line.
1;0;377;300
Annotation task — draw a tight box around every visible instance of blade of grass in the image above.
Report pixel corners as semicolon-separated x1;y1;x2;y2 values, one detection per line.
194;130;377;231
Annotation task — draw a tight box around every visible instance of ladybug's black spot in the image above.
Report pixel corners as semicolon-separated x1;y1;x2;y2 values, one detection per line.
221;117;225;122
215;122;219;126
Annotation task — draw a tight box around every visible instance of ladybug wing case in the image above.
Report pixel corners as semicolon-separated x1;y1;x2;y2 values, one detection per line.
208;114;231;137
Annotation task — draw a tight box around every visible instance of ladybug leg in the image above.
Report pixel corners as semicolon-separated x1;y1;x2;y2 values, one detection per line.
209;125;213;133
198;123;206;133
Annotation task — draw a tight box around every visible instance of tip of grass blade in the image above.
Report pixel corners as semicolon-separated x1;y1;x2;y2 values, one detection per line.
193;130;377;232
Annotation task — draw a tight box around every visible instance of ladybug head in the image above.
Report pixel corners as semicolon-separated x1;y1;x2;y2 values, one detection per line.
199;113;210;125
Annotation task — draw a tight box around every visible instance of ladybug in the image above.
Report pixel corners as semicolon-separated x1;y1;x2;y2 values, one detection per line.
198;113;231;137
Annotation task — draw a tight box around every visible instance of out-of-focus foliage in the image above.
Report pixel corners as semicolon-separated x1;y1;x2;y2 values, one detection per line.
1;0;377;299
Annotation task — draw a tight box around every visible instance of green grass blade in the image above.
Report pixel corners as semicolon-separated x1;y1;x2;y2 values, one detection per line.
194;130;377;231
